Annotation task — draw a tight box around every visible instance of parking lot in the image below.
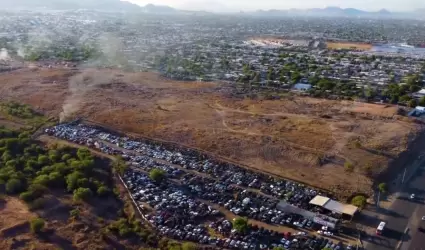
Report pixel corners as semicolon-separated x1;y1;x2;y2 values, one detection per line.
45;122;359;249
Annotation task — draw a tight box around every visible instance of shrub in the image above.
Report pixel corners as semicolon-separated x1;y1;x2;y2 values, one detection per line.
378;183;387;193
232;217;248;233
30;218;45;234
6;178;23;194
73;187;92;201
181;242;197;250
19;191;35;202
70;209;80;218
344;162;354;172
28;183;48;197
149;169;166;183
29;197;48;211
97;186;109;196
351;195;367;208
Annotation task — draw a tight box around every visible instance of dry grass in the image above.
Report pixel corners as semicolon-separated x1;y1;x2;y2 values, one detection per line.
0;67;421;198
327;42;373;50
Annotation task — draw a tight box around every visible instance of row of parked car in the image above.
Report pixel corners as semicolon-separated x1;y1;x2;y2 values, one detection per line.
45;123;356;249
46;123;335;215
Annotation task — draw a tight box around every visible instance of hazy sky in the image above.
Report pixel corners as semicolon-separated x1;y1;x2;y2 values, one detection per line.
126;0;425;12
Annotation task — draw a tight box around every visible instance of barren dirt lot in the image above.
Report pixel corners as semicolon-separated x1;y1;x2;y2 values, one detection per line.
0;67;422;198
326;42;373;51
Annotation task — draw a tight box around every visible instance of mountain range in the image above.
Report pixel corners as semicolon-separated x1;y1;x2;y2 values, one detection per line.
249;6;421;18
1;0;424;19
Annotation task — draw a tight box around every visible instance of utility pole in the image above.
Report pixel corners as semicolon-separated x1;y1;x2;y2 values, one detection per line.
377;190;380;208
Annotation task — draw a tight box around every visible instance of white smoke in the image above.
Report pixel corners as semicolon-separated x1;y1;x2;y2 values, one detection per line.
59;69;116;122
0;48;10;61
17;47;26;58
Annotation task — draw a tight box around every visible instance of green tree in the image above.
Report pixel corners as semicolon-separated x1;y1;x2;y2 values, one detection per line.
37;155;49;166
112;156;128;175
61;154;72;162
73;187;93;201
419;96;425;106
232;217;248;233
33;174;50;186
30;218;45;234
291;71;301;84
149;169;166;183
399;95;412;103
378;183;387;193
408;99;418;108
66;171;83;191
77;148;92;161
19;191;35;202
272;247;286;250
97;186;110;196
351;195;367;208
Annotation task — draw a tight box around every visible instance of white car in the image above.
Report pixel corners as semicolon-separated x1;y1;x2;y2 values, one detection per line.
422;216;425;221
410;193;415;199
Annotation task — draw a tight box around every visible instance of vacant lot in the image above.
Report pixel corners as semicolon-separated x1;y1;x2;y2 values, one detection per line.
0;67;421;198
327;42;373;50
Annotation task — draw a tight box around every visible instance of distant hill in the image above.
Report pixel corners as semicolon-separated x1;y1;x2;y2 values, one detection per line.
0;0;141;11
248;7;421;19
0;0;177;13
142;4;176;13
1;1;423;20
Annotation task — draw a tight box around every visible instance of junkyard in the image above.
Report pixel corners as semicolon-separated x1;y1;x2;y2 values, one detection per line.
45;121;360;249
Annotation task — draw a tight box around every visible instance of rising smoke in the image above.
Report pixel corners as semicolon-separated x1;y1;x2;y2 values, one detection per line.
59;70;116;122
0;48;10;61
59;31;141;122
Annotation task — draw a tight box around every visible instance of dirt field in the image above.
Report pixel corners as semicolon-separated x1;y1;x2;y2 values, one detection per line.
0;67;422;199
326;42;373;50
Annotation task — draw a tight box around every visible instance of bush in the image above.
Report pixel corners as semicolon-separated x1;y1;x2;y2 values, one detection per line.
351;195;367;208
70;208;80;218
232;217;248;233
344;162;354;172
30;218;45;234
378;183;387;193
73;187;92;201
149;169;166;183
97;186;109;196
29;197;48;211
19;191;35;202
181;242;197;250
28;183;48;197
6;178;23;194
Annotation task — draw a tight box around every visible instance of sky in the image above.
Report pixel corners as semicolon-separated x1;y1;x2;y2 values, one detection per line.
125;0;425;12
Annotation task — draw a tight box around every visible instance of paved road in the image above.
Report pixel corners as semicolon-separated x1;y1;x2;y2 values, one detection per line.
362;167;425;250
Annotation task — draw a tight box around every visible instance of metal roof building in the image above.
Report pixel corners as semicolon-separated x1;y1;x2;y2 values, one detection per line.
309;195;358;217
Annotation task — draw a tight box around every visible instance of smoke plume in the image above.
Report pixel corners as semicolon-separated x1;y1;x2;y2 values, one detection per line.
0;48;10;61
59;69;116;122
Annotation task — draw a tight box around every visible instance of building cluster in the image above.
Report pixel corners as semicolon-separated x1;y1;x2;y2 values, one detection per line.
0;11;424;105
45;122;357;249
